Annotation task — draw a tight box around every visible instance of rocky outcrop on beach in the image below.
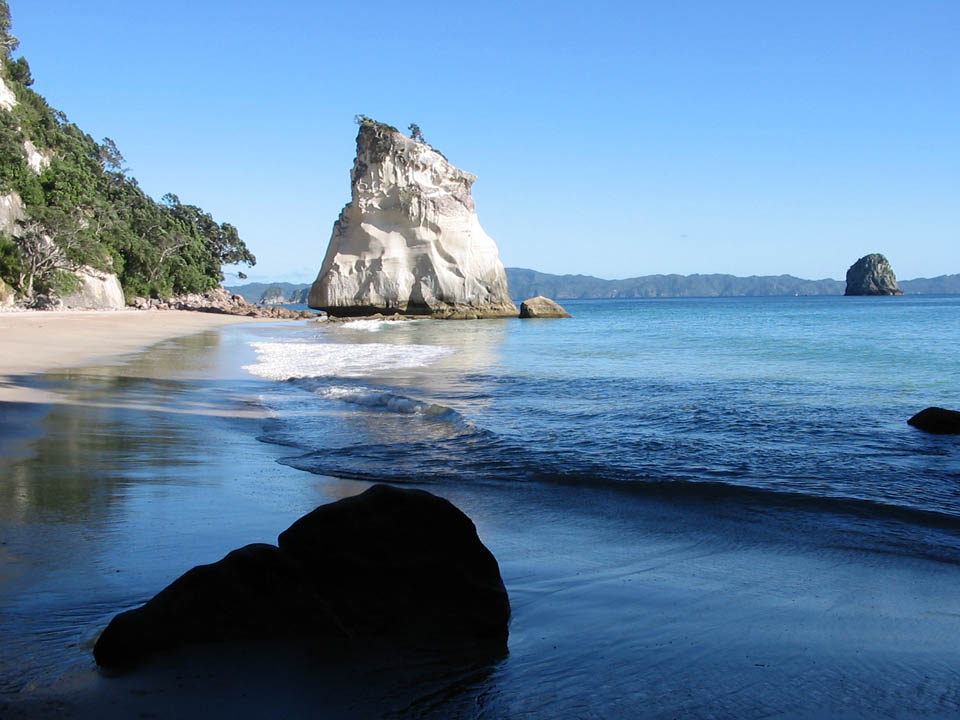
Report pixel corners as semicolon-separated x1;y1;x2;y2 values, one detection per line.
93;484;510;668
60;265;125;310
519;296;571;318
0;277;13;308
907;407;960;435
844;254;902;296
130;287;315;319
308;118;517;319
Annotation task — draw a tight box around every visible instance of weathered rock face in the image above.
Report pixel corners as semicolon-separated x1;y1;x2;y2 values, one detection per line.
23;139;51;174
0;77;17;111
93;484;509;669
308;120;518;318
908;407;960;435
845;254;902;296
60;265;125;309
0;191;25;236
0;277;14;308
519;296;571;318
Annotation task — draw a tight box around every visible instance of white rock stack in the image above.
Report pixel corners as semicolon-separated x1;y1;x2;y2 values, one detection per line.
308;119;517;318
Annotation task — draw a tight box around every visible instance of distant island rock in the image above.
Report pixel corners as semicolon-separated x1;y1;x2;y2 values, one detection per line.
519;296;571;318
223;282;310;304
307;118;517;318
287;287;309;304
844;254;902;296
257;284;288;305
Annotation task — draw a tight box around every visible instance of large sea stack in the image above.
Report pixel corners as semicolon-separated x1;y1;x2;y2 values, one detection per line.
308;119;518;318
844;253;902;296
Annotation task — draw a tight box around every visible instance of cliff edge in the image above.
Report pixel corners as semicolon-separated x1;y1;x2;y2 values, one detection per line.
308;119;517;318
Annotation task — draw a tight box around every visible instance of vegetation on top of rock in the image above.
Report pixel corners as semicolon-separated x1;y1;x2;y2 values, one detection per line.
0;1;255;304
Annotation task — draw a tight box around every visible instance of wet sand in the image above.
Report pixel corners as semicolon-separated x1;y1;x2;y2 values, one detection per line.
0;310;261;403
2;323;960;718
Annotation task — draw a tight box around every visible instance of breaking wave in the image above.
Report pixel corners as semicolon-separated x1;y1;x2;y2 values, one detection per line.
242;341;454;381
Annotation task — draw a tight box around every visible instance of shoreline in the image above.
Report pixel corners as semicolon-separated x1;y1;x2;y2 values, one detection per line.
0;310;275;404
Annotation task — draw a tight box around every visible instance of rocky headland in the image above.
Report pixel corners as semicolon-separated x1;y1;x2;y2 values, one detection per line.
844;254;902;296
308;118;517;319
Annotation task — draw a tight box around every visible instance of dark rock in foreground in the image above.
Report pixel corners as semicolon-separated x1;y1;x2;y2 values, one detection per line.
93;544;345;668
519;296;571;318
844;253;902;296
907;407;960;434
279;484;510;640
94;485;509;669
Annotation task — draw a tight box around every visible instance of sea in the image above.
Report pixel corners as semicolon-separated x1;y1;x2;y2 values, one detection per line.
249;296;960;538
3;294;960;717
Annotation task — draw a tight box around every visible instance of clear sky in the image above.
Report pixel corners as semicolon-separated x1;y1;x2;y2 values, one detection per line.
10;1;959;283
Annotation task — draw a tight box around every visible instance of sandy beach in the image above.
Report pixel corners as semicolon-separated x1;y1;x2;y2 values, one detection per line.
0;310;262;403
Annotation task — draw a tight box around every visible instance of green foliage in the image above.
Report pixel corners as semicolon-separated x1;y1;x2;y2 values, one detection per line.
0;233;22;283
0;2;256;302
0;0;17;59
5;55;29;85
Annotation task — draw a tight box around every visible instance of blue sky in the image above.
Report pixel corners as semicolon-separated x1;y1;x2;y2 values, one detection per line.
11;1;959;282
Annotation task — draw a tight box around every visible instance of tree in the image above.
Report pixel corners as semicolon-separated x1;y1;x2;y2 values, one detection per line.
5;55;30;85
408;123;424;143
12;209;94;298
98;137;126;175
0;0;18;59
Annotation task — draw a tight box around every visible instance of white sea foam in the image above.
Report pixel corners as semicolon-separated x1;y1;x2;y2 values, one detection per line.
242;341;454;381
338;319;417;332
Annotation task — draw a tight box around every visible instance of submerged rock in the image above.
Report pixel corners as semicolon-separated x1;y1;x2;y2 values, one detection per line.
94;485;509;669
844;254;902;296
519;296;571;318
907;407;960;435
308;118;518;318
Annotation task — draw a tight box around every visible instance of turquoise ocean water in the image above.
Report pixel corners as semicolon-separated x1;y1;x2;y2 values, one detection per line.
251;296;960;546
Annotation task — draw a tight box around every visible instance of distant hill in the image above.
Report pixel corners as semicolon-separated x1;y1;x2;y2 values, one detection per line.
224;281;309;304
898;275;960;294
505;268;846;299
225;272;960;306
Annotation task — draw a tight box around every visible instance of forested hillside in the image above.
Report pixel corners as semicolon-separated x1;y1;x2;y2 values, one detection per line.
0;1;254;305
505;268;847;299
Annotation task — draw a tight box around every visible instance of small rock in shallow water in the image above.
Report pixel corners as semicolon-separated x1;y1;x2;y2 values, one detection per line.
519;296;571;318
907;407;960;435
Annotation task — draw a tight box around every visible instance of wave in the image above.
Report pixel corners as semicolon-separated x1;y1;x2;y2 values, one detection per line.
336;319;421;332
308;383;457;419
242;341;454;381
